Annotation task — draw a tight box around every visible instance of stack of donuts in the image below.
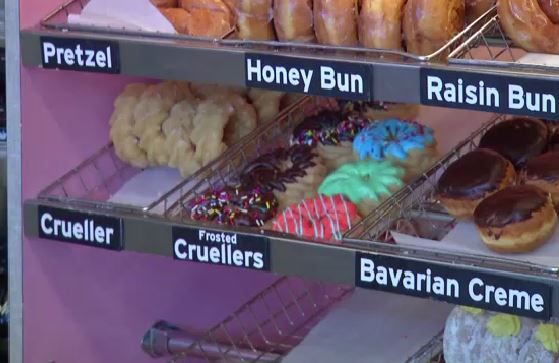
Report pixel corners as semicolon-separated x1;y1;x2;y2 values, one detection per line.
436;117;559;254
186;101;441;242
235;0;493;55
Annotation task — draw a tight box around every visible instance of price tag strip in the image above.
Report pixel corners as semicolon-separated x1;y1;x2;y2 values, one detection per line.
173;227;271;271
245;53;372;101
356;252;552;320
40;36;120;74
37;205;123;251
421;67;559;120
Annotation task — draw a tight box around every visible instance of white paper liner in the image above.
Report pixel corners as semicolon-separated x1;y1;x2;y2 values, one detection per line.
282;289;452;363
517;53;559;68
67;0;177;34
108;167;185;214
392;220;559;268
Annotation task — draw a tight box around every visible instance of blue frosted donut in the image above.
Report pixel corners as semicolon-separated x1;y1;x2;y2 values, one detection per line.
353;119;435;161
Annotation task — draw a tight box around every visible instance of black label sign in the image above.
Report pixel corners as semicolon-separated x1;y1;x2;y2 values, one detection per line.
356;253;551;319
173;227;270;271
38;206;123;251
245;53;372;100
421;68;559;120
40;37;120;74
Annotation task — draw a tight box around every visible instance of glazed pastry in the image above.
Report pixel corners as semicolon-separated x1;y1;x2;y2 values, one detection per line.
318;160;405;216
180;0;233;37
498;0;559;53
353;119;438;181
479;117;548;169
437;149;516;219
188;186;279;227
338;100;420;121
236;0;275;40
444;307;546;363
291;110;372;171
152;0;179;7
159;8;190;34
274;0;315;42
240;145;327;210
525;151;559;208
403;0;465;55
313;0;358;46
466;0;495;24
518;322;559;362
272;194;360;241
474;185;558;253
358;0;406;50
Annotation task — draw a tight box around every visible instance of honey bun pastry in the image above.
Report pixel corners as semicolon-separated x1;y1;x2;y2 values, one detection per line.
236;0;275;40
466;0;495;24
403;0;465;55
313;0;358;46
359;0;406;50
151;0;178;7
159;8;190;34
180;0;233;37
274;0;315;42
473;185;558;253
498;0;559;53
437;149;516;219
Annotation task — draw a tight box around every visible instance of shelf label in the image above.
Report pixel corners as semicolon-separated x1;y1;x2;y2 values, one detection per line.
420;68;559;119
173;227;270;271
355;253;551;319
245;53;372;100
37;206;123;250
40;37;120;74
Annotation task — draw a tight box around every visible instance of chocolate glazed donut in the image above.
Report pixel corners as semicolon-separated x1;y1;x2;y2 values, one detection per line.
498;0;559;53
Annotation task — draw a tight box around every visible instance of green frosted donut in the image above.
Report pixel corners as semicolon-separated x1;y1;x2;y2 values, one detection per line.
318;160;405;204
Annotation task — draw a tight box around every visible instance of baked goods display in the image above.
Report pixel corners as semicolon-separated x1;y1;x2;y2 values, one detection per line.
524;151;559;207
314;0;358;46
437;149;516;218
403;0;466;55
318;160;405;215
478;117;548;169
188;186;279;226
444;306;559;363
353;119;439;181
240;145;327;210
498;0;559;54
273;0;315;42
272;194;361;241
154;0;234;37
359;0;406;50
109;81;282;178
473;185;558;253
236;0;275;40
466;0;495;24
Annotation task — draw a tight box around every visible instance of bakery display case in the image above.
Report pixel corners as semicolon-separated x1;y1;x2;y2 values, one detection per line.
11;0;559;362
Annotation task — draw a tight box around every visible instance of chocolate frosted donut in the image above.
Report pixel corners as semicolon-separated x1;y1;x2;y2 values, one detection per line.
241;145;318;192
525;151;559;207
474;185;548;228
437;149;516;218
438;149;511;199
479;118;548;168
473;185;557;253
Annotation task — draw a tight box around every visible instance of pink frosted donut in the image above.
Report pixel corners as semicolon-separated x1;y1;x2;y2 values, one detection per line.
272;194;360;241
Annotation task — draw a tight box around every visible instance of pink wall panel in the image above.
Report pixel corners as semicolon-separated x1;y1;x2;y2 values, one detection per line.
20;2;278;360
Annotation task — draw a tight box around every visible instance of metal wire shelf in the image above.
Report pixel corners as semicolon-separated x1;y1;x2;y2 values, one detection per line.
141;277;352;363
40;0;495;64
35;95;315;214
345;113;559;278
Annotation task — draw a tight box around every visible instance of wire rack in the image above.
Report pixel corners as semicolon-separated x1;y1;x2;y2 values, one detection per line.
447;6;559;74
40;0;494;63
345;113;559;277
160;96;336;219
35;95;316;214
142;277;352;363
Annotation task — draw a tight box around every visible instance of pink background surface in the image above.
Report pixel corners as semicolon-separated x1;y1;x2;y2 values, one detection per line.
20;1;277;362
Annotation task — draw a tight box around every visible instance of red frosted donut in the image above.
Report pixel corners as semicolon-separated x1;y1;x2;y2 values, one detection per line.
272;194;360;241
